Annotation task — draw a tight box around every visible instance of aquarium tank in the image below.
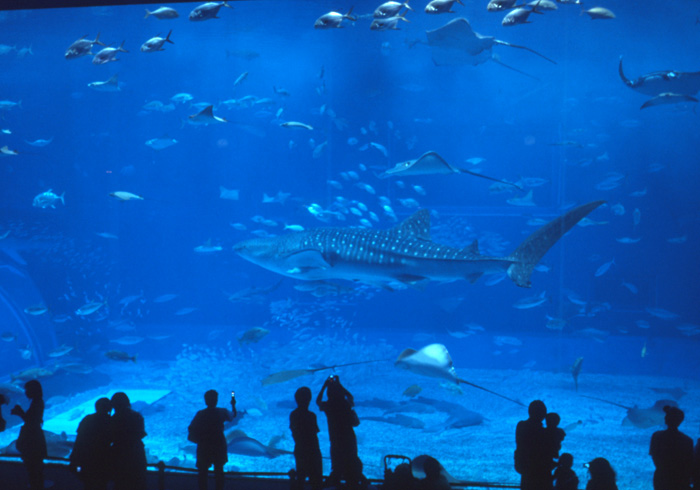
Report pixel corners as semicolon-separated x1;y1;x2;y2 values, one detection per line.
0;1;698;488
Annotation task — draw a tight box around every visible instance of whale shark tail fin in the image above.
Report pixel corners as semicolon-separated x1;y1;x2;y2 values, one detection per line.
507;200;605;288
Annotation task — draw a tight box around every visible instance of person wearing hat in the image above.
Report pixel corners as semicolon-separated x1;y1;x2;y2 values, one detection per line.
649;405;694;490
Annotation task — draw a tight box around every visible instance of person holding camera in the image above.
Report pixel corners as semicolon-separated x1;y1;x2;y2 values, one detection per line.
316;375;366;490
188;389;238;490
11;380;47;490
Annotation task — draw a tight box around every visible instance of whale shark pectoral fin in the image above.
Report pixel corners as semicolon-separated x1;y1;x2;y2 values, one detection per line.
284;250;331;272
466;272;483;284
395;274;430;289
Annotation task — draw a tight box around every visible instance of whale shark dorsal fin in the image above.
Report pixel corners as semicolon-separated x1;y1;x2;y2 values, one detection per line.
392;209;431;240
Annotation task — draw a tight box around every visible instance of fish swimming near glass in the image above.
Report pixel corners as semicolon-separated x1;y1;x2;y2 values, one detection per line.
619;56;700;97
581;395;679;429
425;17;556;79
234;200;604;290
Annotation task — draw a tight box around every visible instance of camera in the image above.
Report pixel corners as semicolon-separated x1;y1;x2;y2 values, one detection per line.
328;375;337;382
230;391;235;399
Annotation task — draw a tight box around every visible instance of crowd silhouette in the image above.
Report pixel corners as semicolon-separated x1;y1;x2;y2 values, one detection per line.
2;379;700;490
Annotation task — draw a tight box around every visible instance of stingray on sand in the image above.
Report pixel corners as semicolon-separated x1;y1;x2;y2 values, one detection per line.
581;395;679;428
395;343;524;406
261;359;386;386
378;151;521;190
224;429;292;458
426;17;556;79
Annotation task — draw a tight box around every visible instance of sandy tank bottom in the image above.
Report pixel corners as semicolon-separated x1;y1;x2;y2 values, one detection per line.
1;345;697;490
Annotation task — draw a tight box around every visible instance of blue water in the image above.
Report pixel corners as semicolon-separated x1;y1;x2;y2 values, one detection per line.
1;1;699;486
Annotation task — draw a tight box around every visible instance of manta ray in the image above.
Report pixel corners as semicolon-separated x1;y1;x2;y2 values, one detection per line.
234;200;604;291
619;56;700;97
425;17;556;79
188;105;227;125
379;151;521;190
581;395;679;429
395;344;522;405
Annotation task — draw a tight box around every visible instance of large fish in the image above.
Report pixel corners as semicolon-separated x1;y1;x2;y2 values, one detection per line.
234;201;604;290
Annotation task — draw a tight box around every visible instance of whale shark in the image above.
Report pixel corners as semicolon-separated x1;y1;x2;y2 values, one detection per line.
234;200;604;290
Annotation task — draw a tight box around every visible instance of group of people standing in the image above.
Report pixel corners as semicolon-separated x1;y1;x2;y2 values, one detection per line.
0;380;148;490
188;374;366;490
515;399;700;490
3;381;700;490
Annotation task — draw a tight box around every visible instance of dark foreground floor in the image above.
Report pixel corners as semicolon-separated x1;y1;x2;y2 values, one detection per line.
0;457;520;489
0;458;292;490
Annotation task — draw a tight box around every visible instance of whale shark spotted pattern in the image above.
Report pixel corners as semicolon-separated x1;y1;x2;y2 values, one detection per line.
234;201;605;290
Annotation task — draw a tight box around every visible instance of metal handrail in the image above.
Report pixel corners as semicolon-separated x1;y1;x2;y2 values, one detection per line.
0;454;521;489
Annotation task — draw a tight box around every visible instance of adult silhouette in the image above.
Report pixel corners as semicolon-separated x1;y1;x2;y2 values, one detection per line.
585;457;618;490
649;406;693;490
69;397;113;490
290;386;322;490
0;393;8;432
316;375;365;490
693;432;700;489
515;399;552;490
693;437;700;488
110;392;147;490
188;389;237;490
10;380;47;490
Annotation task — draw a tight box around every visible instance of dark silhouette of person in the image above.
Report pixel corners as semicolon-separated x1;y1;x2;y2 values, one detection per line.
316;375;366;490
553;453;579;490
419;456;450;490
110;392;148;490
585;457;618;490
515;400;552;490
649;405;694;490
290;386;323;490
188;389;237;490
386;462;417;490
0;393;8;432
694;431;700;489
10;380;47;490
545;412;566;463
69;397;113;490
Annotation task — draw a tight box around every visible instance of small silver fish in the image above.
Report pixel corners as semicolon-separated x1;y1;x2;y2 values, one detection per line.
425;0;464;14
141;30;174;52
65;33;105;59
33;189;64;209
92;42;128;64
374;1;413;18
594;258;615;277
314;7;356;29
145;7;179;19
76;300;107;316
189;1;232;21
